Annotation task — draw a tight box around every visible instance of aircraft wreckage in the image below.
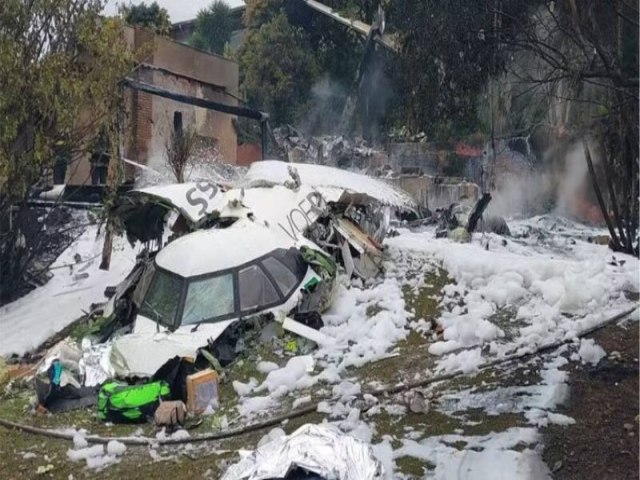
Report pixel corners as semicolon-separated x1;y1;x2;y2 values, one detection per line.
103;161;418;377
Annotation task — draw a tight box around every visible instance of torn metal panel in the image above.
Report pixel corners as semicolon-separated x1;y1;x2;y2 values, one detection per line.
221;423;384;480
103;257;148;318
334;217;384;279
111;182;227;244
340;238;355;278
224;186;333;244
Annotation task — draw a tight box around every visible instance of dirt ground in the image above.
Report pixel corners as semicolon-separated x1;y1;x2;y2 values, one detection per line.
543;320;639;480
0;260;636;479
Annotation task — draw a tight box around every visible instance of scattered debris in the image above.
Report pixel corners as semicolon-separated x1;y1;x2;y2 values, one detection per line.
186;369;219;413
403;389;429;414
154;400;187;428
97;380;170;423
272;126;386;169
34;340;99;413
435;193;494;242
35;464;55;475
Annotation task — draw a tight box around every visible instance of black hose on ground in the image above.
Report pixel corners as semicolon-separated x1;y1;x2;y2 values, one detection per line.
0;306;636;446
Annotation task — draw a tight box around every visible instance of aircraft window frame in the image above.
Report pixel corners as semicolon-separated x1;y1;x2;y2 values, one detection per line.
142;248;309;329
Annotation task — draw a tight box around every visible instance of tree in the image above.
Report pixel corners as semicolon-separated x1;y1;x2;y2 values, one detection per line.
165;124;198;183
237;12;320;125
238;0;366;129
238;0;519;138
386;0;534;139
0;0;136;301
493;0;638;255
190;1;234;55
120;1;171;35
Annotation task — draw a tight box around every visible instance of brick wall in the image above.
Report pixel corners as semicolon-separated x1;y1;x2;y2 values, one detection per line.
237;144;262;166
67;26;240;186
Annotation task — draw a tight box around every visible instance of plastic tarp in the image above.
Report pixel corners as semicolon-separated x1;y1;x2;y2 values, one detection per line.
221;423;384;480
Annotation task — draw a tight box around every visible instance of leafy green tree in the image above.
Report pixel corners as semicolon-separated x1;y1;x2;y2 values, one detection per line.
386;0;530;139
237;0;532;139
239;0;364;128
0;0;135;301
120;1;171;35
190;1;234;55
237;12;320;125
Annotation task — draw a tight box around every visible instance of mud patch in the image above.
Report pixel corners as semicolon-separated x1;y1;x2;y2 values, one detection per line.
542;321;639;480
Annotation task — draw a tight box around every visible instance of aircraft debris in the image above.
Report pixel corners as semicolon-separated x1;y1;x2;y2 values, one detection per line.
25;160;420;424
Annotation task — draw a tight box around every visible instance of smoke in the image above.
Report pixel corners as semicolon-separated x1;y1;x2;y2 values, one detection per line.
553;144;590;216
298;52;392;143
488;142;597;222
299;75;349;135
487;170;556;218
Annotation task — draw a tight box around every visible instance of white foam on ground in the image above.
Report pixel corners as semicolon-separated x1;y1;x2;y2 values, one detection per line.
385;221;637;375
573;338;606;365
391;428;551;480
0;222;137;357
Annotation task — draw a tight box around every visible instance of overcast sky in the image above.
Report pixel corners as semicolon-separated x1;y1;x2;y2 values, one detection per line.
103;0;245;23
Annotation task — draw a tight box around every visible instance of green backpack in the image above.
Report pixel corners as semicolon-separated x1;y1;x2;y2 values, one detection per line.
98;380;170;423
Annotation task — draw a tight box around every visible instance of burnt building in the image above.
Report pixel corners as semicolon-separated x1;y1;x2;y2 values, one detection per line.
65;26;240;187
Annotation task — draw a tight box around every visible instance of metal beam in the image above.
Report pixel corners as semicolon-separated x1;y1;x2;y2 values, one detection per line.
302;0;399;52
123;78;269;122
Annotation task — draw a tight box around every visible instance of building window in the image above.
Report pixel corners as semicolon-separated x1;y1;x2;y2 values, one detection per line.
173;111;183;134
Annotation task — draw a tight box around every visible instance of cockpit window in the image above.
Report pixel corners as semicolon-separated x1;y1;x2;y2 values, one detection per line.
182;274;235;325
238;264;279;312
262;256;299;297
140;248;309;329
139;270;183;327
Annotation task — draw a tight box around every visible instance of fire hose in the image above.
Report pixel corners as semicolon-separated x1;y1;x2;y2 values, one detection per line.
0;306;636;446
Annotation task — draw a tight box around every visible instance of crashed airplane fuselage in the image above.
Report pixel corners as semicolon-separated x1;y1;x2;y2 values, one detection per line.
107;161;417;376
110;220;337;376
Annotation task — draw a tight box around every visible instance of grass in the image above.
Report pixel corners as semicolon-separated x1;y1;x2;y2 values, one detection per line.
0;255;539;479
395;456;434;477
402;267;451;323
